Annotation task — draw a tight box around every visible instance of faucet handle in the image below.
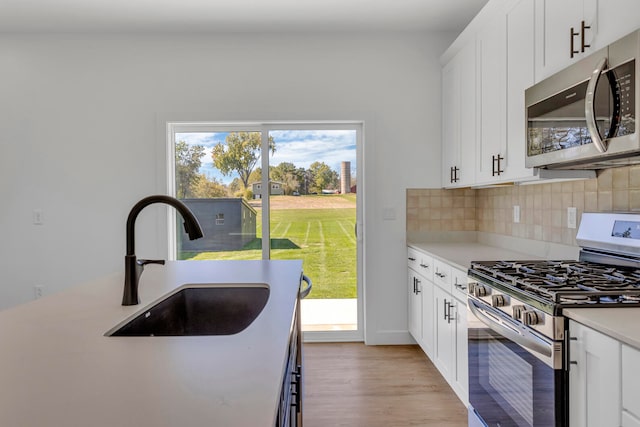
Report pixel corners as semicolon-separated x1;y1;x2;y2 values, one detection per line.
137;259;166;266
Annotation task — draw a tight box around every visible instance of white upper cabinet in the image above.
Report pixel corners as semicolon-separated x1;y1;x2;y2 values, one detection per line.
596;0;640;53
442;43;476;188
535;0;588;80
475;12;508;184
502;0;536;182
535;0;640;82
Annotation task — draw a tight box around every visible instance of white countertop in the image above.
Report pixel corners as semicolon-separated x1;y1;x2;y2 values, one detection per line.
0;260;302;427
408;241;543;272
564;307;640;350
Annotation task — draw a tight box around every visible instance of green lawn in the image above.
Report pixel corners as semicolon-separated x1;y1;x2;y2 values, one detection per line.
179;205;357;299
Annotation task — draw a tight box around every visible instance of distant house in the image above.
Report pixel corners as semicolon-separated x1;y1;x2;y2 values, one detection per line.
251;181;284;198
179;198;257;252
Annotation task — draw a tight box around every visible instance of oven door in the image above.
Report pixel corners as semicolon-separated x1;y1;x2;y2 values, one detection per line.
467;298;566;427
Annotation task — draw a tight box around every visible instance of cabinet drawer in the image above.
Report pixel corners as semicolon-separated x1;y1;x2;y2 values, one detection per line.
408;247;433;281
451;267;469;301
623;344;640;421
433;259;452;292
407;247;420;271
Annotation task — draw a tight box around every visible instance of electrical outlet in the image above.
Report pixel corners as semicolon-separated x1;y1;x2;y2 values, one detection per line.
567;207;577;229
33;209;44;225
513;205;520;223
34;285;44;299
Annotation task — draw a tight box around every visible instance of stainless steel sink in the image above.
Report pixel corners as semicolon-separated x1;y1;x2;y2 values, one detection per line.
106;284;270;336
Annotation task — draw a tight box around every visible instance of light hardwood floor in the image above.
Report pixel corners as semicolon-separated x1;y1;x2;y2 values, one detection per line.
303;343;468;427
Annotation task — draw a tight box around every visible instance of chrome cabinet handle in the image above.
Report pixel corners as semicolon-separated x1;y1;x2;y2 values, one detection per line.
585;57;609;153
415;278;421;294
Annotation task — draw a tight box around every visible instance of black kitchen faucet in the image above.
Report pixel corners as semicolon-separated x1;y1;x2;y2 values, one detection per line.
122;195;203;306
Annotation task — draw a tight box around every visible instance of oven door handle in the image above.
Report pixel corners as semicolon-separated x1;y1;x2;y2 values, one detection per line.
585;57;609;153
468;298;552;358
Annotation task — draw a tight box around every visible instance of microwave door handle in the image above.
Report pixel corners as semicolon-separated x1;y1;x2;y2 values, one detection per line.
585;57;609;153
468;298;552;358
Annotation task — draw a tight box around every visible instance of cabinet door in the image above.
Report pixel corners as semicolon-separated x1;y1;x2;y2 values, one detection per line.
504;0;536;182
452;296;468;406
442;58;460;188
457;42;477;187
420;276;434;358
476;12;507;184
622;344;640;426
569;320;621;427
535;0;585;80
408;269;422;344
442;43;476;188
596;0;640;53
433;285;455;380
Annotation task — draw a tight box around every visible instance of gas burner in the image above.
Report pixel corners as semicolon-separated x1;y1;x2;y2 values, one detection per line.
470;258;640;309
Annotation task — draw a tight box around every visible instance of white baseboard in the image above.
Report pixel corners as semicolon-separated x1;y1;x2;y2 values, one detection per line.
364;330;415;345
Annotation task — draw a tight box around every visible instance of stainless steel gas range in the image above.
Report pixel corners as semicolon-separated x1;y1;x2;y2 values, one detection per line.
466;212;640;427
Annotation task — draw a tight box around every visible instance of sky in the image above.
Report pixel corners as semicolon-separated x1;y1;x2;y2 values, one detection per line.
176;130;357;185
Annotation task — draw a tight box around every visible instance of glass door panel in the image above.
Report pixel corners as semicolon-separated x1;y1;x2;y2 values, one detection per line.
267;129;358;333
173;130;264;260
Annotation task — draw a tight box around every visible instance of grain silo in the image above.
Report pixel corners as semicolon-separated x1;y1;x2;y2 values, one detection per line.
340;161;351;194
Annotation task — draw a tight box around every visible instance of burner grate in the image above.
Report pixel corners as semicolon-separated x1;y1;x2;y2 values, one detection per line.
470;260;640;307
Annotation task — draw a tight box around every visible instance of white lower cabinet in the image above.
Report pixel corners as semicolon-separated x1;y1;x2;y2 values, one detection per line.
569;320;621;427
420;276;435;358
622;344;640;427
433;285;455;380
408;269;422;345
407;246;468;406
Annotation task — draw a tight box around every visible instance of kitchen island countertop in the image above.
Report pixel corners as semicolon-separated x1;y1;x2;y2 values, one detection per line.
0;260;302;426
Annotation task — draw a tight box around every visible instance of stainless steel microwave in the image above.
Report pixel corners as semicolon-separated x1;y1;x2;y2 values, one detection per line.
525;29;640;169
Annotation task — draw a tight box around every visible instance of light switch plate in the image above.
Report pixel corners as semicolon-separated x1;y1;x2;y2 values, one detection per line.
382;208;396;221
513;205;520;223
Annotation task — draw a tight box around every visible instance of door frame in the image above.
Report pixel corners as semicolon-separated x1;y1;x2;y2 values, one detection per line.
165;120;364;342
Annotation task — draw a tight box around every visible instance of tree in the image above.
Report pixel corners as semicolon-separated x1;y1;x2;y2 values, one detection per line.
308;162;339;193
191;175;228;198
228;178;243;195
211;132;275;190
175;140;205;198
271;162;304;195
247;167;262;186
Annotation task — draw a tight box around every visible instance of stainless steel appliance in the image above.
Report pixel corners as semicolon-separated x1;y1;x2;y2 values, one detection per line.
526;30;639;170
467;212;640;427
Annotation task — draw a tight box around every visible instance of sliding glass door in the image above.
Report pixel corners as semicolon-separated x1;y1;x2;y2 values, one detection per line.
167;122;363;341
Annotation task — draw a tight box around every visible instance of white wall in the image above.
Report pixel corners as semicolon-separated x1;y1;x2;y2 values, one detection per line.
0;31;452;344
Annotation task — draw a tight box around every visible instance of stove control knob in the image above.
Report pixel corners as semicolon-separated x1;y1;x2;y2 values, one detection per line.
467;283;476;295
523;310;541;326
512;305;526;320
491;294;506;307
473;285;488;297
